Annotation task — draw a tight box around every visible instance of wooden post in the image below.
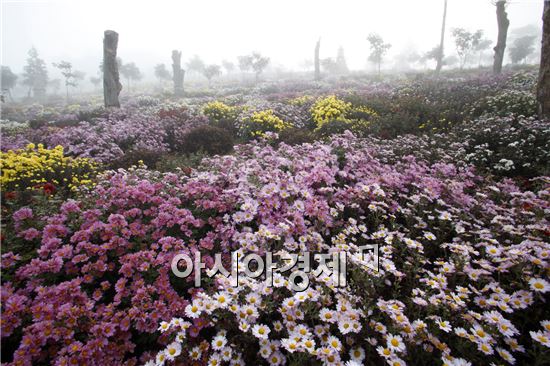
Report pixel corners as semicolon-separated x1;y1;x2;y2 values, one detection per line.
103;30;122;107
172;50;185;97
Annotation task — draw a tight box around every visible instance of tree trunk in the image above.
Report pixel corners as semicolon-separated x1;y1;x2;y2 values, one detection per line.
172;50;184;97
435;0;447;73
538;1;550;118
103;30;122;108
314;38;321;81
493;1;509;74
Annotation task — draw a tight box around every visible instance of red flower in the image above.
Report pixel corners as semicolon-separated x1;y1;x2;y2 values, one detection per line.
4;191;18;200
32;183;57;195
43;183;56;195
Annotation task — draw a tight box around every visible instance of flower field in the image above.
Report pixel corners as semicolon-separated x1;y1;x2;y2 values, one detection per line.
1;71;549;366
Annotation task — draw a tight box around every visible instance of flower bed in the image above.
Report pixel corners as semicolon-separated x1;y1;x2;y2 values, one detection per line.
2;132;549;365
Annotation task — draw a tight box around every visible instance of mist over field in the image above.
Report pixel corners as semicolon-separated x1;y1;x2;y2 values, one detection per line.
1;0;545;96
1;1;550;366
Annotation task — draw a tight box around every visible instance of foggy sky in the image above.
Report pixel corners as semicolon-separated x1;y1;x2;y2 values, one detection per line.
1;0;545;80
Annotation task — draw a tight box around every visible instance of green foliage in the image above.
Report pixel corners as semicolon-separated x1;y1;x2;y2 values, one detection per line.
22;47;49;98
1;66;18;91
314;118;353;137
509;35;537;64
109;149;164;170
366;33;391;73
451;28;484;68
154;152;207;173
275;128;315;146
179;125;234;155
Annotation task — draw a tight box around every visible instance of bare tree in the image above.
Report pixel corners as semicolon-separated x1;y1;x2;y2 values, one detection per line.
53;61;77;101
493;1;510;74
435;0;448;73
538;0;550;118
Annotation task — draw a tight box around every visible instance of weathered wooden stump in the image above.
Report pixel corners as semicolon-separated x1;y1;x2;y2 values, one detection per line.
172;50;185;97
103;30;122;108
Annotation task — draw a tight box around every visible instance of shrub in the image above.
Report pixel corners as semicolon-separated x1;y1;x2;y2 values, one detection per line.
368;111;421;138
287;95;315;106
202;101;240;134
311;95;351;129
28;118;48;130
275;128;315;146
239;109;292;139
75;106;108;122
157;104;195;125
469;90;538;118
179;125;234;155
109;149;165;170
154;153;206;173
202;101;237;121
455;115;550;178
0;143;98;196
315;118;354;137
347;104;378;122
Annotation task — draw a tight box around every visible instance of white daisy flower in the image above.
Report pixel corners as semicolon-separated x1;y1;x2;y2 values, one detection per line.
158;321;170;333
530;330;550;347
212;334;228;350
349;346;365;361
529;278;549;293
165;342;182;360
184;302;202;319
252;324;271;339
386;334;405;352
155;351;167;365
